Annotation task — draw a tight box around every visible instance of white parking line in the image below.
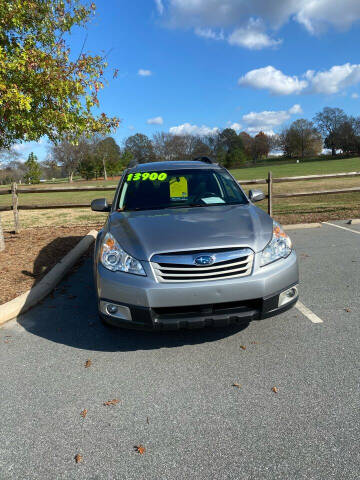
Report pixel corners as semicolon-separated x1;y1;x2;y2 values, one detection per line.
323;222;360;235
295;301;324;324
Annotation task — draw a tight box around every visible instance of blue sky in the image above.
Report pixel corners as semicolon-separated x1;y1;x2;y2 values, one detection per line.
15;0;360;161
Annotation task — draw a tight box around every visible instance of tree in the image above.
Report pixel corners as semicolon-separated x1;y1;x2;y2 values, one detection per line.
313;107;347;156
24;152;41;184
50;137;89;182
78;156;98;180
251;131;271;164
216;128;245;167
239;132;253;159
279;120;322;159
0;147;20;251
124;134;155;164
326;117;360;155
121;150;134;169
95;137;122;179
41;158;62;180
0;0;119;150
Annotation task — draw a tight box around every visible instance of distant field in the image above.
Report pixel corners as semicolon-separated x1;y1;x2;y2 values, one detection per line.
232;156;360;180
0;156;359;227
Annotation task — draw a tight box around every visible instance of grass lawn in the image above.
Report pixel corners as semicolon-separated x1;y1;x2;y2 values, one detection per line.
231;156;360;180
0;157;359;228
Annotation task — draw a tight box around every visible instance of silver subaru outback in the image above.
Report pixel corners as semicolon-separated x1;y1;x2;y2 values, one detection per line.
91;158;299;329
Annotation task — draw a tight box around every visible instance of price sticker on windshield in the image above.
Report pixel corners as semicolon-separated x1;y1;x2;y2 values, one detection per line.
127;172;167;182
169;176;188;200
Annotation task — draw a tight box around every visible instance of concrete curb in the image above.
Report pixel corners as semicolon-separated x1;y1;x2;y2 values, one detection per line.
283;223;322;230
0;230;98;327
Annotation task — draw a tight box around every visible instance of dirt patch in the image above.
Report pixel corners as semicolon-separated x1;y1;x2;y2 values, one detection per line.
0;226;100;305
274;206;360;225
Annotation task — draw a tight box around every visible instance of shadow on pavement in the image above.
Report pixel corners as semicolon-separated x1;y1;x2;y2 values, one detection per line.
17;253;250;352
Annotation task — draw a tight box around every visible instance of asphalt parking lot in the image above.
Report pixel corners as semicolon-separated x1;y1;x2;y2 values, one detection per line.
0;221;359;480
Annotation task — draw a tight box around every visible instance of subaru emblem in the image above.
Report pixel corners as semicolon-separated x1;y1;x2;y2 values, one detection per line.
194;255;215;266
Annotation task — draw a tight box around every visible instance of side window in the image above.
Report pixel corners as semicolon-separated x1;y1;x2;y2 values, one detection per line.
220;174;241;202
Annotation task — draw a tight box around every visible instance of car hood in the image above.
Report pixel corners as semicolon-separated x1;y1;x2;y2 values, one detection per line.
107;204;273;261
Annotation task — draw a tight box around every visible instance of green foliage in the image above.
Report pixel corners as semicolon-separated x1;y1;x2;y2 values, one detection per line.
95;137;122;176
78;156;98;180
0;0;119;149
280;119;322;159
24;152;41;183
313;107;347;155
124;133;156;163
120;150;133;168
215;128;250;167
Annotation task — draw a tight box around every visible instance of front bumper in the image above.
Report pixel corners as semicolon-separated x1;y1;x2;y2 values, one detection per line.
100;291;298;330
95;250;299;330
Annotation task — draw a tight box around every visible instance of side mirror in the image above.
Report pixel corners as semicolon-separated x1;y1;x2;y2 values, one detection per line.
91;198;110;212
249;189;266;203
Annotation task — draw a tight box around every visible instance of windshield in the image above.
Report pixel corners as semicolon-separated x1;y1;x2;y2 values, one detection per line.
117;168;248;211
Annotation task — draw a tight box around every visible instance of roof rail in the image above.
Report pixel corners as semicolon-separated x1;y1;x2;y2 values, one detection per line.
192;156;215;164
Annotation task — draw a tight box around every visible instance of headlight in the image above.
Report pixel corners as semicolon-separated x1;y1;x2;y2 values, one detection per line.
100;232;146;276
260;221;292;267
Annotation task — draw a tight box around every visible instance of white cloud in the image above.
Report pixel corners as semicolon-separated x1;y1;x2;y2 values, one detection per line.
13;140;45;154
228;18;281;50
288;104;303;114
147;116;164;125
165;0;295;28
352;92;359;99
155;0;164;15
13;144;32;153
230;123;242;132
163;0;360;32
239;66;307;95
158;1;360;49
138;69;152;77
305;63;360;94
195;27;224;41
295;0;360;34
241;105;301;135
239;63;360;95
169;123;219;136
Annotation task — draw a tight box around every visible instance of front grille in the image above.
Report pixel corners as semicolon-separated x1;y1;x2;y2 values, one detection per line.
151;248;254;283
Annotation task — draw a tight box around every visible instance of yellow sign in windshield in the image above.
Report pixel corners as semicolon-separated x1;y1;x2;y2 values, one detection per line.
169;176;188;200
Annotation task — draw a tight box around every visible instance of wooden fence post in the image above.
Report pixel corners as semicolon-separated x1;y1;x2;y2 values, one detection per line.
12;182;20;233
0;214;5;251
267;171;273;216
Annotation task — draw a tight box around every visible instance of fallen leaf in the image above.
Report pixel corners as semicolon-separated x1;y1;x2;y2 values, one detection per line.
344;308;351;312
134;445;146;454
103;399;120;406
84;359;92;368
272;387;278;393
74;453;83;463
232;383;241;388
240;345;246;350
80;409;88;418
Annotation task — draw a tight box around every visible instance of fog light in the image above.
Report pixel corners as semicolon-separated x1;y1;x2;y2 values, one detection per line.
278;286;298;307
107;304;118;315
100;301;132;322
